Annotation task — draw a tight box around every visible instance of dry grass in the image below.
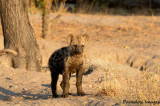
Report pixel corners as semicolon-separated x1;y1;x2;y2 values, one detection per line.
98;62;160;103
52;0;68;13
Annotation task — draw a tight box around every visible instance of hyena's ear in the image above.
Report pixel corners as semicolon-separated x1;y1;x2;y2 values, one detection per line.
67;34;74;43
82;34;89;42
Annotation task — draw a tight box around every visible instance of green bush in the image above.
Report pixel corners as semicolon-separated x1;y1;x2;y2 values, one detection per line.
34;0;46;9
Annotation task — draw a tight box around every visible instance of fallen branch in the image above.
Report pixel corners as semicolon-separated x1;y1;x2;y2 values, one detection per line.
0;49;18;56
48;14;61;28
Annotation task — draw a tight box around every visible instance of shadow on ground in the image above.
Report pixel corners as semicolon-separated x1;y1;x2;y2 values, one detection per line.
0;86;50;101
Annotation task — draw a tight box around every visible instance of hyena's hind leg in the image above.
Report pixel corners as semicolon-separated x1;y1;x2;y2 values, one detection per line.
50;68;59;98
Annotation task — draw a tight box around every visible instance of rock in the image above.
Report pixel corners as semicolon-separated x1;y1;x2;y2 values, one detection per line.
9;85;13;88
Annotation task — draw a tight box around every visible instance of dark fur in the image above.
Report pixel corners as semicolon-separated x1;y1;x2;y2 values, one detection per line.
48;34;88;98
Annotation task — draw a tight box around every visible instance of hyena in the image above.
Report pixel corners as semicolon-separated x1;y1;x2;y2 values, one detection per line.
48;34;89;98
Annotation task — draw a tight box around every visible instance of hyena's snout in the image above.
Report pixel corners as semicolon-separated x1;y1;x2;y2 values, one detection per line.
71;44;84;54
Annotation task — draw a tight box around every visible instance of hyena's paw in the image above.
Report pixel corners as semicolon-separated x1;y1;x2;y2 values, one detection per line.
52;93;59;98
77;91;85;96
62;93;69;98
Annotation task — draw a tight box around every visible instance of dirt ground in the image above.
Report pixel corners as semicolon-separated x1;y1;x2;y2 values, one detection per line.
0;13;160;105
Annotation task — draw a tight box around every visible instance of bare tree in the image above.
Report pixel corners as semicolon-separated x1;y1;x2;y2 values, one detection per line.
42;0;52;39
0;0;42;71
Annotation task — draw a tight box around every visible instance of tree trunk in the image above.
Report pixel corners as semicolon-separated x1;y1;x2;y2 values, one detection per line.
42;0;52;39
0;0;42;71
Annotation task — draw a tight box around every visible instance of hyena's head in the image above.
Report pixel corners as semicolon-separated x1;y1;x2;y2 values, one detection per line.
68;34;89;55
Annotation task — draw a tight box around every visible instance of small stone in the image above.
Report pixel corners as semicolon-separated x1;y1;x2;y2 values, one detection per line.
35;96;38;98
89;85;92;88
9;85;13;88
8;96;16;101
6;77;12;80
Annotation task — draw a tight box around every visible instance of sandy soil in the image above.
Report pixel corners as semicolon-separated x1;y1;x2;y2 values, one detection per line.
0;13;160;105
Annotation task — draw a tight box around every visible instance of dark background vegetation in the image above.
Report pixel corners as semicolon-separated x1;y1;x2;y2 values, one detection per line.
31;0;160;16
34;0;160;8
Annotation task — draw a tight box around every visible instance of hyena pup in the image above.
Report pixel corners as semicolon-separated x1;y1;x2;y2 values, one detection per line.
48;34;89;98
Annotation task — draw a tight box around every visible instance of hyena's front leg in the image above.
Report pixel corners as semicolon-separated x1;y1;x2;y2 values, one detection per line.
76;67;85;96
60;73;71;92
62;69;70;98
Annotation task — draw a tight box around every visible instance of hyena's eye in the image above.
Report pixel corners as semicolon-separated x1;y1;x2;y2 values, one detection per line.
81;45;84;47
